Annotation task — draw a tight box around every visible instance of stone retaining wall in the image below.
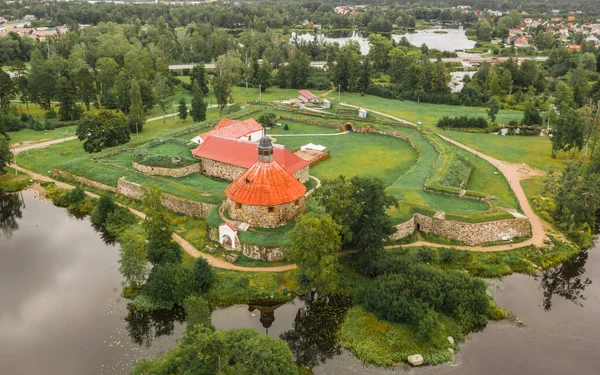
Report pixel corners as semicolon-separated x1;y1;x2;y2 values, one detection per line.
293;166;310;184
132;160;202;178
52;169;118;193
117;178;216;218
392;213;531;245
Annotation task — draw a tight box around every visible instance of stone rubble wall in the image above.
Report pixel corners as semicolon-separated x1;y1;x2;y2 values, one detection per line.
52;169;118;193
392;213;531;245
117;178;216;218
390;216;416;241
226;197;306;228
239;242;284;261
292;166;310;184
131;161;202;178
199;158;247;181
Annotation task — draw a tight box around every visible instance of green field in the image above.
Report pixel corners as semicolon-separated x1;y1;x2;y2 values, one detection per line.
441;131;565;171
275;131;417;187
325;92;524;127
8;126;76;147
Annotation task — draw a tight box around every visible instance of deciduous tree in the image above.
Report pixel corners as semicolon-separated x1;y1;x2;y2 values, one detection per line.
288;213;342;294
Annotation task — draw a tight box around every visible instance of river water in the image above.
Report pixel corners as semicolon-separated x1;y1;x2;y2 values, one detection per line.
291;28;476;55
1;190;599;374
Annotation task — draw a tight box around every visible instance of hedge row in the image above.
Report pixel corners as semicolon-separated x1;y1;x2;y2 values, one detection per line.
437;116;488;129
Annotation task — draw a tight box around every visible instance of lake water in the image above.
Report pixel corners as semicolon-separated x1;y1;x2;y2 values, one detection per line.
2;190;599;374
291;28;476;55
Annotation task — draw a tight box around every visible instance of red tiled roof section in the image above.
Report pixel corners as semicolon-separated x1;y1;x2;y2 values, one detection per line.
298;90;318;100
225;160;306;206
191;136;310;174
199;118;263;142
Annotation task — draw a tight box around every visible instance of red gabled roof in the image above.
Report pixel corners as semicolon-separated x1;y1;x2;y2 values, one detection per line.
191;136;310;174
298;90;318;100
225;160;306;206
198;118;263;142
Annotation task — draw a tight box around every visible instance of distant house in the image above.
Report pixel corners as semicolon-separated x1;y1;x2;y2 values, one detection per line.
298;90;319;103
359;108;367;118
568;45;581;51
514;37;529;47
0;17;6;24
23;15;36;21
190;118;264;145
322;99;330;109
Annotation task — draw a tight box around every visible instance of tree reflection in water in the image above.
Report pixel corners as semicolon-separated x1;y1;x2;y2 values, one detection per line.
0;192;24;239
280;294;352;370
124;303;185;348
537;251;592;311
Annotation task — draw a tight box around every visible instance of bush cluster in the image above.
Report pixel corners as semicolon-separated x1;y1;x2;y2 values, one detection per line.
354;251;491;341
437;116;488;129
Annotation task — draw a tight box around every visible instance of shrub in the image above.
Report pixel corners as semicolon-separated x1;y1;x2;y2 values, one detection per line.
45;109;57;119
142;263;193;308
437;116;488;129
191;257;214;295
91;193;116;228
258;112;277;127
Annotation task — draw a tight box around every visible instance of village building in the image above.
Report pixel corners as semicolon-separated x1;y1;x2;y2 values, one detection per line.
224;136;307;228
191;118;264;144
298;89;319;103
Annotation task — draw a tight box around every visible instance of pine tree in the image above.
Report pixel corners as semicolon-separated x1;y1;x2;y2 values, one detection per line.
128;79;145;134
190;84;207;122
178;97;188;121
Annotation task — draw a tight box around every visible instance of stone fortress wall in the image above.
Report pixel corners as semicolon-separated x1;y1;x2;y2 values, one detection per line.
391;212;531;245
199;158;247;181
131;161;202;178
225;197;306;228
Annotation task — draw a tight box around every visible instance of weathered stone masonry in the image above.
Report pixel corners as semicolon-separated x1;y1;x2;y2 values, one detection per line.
391;212;531;245
132;161;202;178
199;158;247;181
225;197;306;228
117;178;217;218
208;227;285;261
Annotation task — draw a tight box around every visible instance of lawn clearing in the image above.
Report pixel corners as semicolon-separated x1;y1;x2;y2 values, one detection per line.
325;92;523;127
440;131;565;171
8;126;76;147
274;131;417;187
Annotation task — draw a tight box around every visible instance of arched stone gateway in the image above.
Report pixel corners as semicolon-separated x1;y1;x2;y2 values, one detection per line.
221;235;232;249
219;222;238;249
416;223;421;232
343;123;353;132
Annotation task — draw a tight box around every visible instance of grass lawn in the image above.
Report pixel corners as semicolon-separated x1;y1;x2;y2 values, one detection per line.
274;132;418;187
440;131;566;171
171;85;329;106
0;167;32;192
7;126;76;147
325;92;523;127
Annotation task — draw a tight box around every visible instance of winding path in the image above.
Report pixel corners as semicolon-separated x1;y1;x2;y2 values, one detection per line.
9;104;552;274
340;102;548;248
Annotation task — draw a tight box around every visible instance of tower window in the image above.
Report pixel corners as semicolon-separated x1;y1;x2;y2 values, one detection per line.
267;206;275;214
235;202;242;210
294;199;300;207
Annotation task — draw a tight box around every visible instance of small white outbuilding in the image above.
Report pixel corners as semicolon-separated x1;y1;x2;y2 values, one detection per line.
358;108;367;118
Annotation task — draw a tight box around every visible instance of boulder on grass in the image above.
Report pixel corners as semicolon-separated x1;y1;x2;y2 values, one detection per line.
408;354;424;366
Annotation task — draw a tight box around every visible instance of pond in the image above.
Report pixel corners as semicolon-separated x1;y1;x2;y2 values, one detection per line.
2;190;599;375
291;28;476;55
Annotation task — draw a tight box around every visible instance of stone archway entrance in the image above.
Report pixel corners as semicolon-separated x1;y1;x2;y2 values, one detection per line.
221;235;233;250
343;123;353;132
416;223;421;232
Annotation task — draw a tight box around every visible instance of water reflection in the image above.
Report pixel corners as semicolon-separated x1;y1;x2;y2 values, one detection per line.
280;294;353;370
0;192;24;239
124;304;186;348
537;250;592;311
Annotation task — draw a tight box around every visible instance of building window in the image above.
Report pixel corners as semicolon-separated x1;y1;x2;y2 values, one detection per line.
294;199;300;207
235;202;242;210
267;206;275;214
248;135;252;141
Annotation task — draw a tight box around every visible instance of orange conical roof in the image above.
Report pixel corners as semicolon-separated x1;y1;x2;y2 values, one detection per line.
225;160;306;206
